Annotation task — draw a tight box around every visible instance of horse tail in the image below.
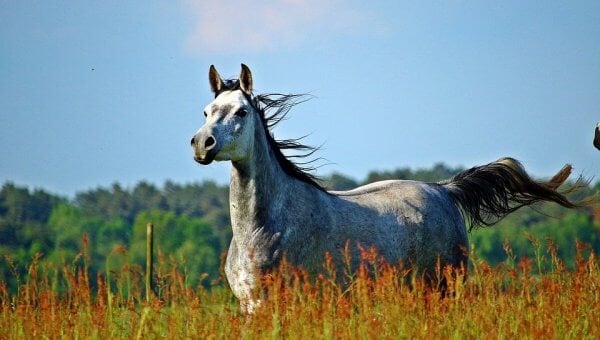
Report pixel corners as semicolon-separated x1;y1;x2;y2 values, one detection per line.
441;157;590;231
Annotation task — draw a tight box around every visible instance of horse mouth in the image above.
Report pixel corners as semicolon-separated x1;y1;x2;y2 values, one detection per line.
194;155;215;165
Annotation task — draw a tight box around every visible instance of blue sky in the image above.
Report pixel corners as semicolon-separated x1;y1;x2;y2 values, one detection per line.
1;1;599;197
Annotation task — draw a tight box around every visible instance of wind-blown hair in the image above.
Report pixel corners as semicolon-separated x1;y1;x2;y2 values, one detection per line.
441;157;590;231
218;79;326;192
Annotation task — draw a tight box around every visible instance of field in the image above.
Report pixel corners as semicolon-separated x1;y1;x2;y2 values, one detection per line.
1;241;599;339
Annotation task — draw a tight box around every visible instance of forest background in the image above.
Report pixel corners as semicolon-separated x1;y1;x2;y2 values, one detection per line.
1;163;598;292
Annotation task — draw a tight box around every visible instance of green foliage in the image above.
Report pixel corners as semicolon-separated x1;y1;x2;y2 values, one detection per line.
0;183;65;287
469;206;599;269
321;172;359;191
364;162;465;184
129;210;219;286
0;181;227;293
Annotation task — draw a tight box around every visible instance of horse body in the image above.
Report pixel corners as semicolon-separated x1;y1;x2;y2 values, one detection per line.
225;143;467;306
191;64;584;312
329;180;467;269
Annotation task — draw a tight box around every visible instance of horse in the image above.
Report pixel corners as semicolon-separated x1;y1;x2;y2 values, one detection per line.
190;64;585;312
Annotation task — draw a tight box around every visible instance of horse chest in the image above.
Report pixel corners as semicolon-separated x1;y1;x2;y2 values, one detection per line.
224;240;257;301
224;227;283;299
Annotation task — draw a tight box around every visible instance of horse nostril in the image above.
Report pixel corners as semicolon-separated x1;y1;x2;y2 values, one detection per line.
190;137;196;146
204;136;216;150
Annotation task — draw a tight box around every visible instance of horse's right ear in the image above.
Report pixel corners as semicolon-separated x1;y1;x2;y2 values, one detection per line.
209;65;223;94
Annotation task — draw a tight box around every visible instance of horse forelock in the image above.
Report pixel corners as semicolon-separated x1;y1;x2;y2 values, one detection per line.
214;79;241;97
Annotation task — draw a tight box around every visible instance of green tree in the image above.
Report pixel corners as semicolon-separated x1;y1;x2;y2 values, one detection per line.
363;163;464;184
75;183;133;222
0;183;64;288
321;172;359;191
130;210;220;286
469;206;599;268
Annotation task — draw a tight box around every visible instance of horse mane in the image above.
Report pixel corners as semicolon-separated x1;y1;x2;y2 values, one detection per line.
219;80;328;193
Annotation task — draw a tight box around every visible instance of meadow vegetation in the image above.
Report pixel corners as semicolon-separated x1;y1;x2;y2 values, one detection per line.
0;238;598;338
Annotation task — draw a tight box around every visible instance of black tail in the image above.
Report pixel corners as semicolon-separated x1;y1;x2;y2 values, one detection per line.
441;157;591;231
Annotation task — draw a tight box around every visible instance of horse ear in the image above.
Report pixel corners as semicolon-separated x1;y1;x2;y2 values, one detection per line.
209;65;223;94
239;64;253;94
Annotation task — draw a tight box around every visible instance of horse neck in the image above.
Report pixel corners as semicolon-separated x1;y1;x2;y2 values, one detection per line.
229;123;297;237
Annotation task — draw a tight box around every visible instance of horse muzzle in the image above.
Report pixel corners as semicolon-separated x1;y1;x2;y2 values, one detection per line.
191;134;218;165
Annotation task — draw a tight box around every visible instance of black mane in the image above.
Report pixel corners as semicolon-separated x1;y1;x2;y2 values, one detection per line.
219;80;328;192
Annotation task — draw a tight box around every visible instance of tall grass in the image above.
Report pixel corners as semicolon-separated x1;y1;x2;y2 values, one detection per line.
1;238;598;338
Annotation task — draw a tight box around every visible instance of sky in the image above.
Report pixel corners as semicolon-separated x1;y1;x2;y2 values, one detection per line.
1;1;599;197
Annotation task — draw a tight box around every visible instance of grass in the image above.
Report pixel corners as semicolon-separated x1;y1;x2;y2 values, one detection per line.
1;240;599;339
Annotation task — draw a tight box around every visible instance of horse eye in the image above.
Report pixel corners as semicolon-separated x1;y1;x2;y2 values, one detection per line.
236;108;248;117
203;111;207;117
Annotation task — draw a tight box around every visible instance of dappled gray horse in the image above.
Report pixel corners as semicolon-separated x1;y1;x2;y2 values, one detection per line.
191;64;583;312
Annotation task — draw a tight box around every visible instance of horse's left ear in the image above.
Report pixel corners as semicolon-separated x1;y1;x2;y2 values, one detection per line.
209;65;223;94
239;64;253;94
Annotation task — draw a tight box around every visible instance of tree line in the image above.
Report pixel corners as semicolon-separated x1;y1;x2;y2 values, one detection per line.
1;163;598;292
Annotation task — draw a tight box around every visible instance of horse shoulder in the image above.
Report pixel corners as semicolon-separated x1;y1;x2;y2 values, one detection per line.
270;183;336;266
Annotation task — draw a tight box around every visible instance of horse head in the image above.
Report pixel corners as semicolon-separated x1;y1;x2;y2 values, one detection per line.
191;64;259;165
